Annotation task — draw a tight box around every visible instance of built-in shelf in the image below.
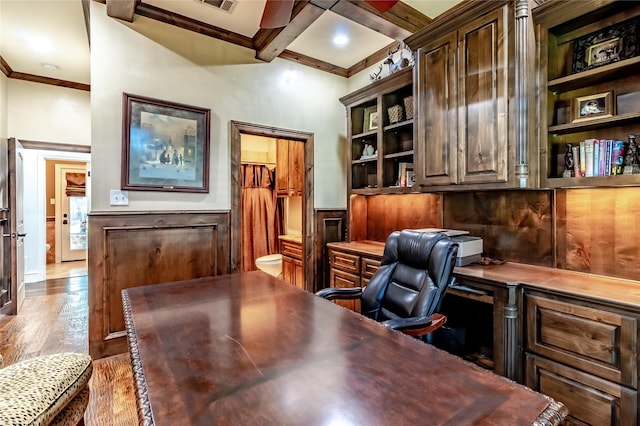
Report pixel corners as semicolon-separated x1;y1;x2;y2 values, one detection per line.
548;57;640;93
548;112;640;134
384;150;414;160
384;119;414;132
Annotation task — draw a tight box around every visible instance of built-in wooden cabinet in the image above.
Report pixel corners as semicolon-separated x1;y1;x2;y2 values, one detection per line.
340;68;414;195
524;290;638;425
407;1;524;191
534;0;640;188
327;242;382;313
276;139;303;197
280;238;303;289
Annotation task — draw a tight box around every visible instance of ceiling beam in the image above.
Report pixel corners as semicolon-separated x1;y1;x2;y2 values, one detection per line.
254;1;325;62
330;0;431;40
0;56;11;77
106;0;138;22
135;2;254;49
279;50;348;77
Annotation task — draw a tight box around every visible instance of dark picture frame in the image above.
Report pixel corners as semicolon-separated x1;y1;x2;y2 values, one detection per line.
121;93;210;192
572;17;639;74
572;91;614;123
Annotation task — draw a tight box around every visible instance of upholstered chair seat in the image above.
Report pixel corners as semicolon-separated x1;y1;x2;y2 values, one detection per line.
0;353;93;426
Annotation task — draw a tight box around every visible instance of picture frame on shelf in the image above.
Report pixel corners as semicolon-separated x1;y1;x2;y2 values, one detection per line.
572;17;639;74
121;93;210;193
586;37;622;68
572;91;614;123
363;106;378;132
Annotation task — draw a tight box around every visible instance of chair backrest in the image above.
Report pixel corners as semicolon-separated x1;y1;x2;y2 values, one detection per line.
360;230;458;322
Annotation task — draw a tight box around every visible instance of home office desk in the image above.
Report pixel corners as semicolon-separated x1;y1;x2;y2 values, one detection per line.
122;271;567;425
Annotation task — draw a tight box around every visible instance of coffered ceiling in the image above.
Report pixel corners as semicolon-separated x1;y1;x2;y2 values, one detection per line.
0;0;463;88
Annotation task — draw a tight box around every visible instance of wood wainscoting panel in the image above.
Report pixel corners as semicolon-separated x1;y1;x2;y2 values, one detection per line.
88;211;230;359
443;191;554;266
556;188;640;280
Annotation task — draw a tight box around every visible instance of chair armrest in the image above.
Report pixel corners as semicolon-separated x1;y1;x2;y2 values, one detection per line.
315;287;362;301
382;313;447;337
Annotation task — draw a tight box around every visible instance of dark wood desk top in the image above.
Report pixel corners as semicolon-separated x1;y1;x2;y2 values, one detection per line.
122;271;566;425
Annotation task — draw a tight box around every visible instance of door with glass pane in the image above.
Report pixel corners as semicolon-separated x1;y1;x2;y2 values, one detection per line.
55;164;87;262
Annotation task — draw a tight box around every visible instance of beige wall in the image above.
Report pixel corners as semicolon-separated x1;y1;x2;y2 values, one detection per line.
0;73;7;141
91;2;349;211
7;79;90;145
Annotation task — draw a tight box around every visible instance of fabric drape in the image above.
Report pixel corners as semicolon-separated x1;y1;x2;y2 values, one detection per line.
241;164;281;272
65;173;86;197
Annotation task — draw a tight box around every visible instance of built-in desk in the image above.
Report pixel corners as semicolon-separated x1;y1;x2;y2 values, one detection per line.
325;241;640;425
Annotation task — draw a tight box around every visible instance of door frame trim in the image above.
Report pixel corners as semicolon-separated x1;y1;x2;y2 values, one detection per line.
230;121;315;292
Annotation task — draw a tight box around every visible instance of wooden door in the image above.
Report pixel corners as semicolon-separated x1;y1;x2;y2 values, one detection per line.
415;32;458;186
1;138;26;315
457;6;508;184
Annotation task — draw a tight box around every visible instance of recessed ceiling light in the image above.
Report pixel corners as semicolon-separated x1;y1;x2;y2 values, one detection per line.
41;63;60;70
333;35;349;46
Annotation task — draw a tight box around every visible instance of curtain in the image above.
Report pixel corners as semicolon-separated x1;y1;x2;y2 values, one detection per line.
65;172;86;197
241;164;280;272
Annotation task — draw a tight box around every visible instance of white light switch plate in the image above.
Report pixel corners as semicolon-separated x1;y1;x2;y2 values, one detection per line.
110;190;129;206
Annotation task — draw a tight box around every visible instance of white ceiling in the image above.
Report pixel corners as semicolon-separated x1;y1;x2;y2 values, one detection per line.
0;0;463;86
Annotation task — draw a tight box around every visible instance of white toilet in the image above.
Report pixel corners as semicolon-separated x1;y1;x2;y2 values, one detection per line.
255;254;283;277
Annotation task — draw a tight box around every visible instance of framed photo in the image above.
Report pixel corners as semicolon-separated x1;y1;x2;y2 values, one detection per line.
586;37;622;68
572;17;639;74
572;91;614;123
363;106;378;132
122;93;210;192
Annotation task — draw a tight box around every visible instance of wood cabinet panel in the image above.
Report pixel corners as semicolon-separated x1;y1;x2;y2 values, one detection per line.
457;7;508;184
526;354;637;426
276;139;289;195
526;293;637;388
416;32;457;186
280;239;303;288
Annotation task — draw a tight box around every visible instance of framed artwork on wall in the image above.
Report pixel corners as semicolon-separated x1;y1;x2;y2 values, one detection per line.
121;93;210;192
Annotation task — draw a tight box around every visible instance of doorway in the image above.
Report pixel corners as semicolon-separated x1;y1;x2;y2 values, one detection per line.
230;121;315;291
54;164;87;262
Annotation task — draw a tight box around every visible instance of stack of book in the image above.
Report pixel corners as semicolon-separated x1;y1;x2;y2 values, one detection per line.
570;139;627;177
397;162;414;187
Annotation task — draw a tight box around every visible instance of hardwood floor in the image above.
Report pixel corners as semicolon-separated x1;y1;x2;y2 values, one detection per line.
46;259;88;280
0;275;138;425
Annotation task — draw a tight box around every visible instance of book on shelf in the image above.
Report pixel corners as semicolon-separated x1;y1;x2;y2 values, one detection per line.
584;139;595;177
612;140;626;175
571;145;581;177
579;140;586;177
397;162;414;187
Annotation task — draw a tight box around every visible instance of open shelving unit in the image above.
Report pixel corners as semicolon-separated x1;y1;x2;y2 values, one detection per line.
536;1;640;188
340;68;414;194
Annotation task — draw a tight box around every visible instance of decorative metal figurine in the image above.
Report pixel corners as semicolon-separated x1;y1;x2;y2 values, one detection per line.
563;143;574;177
623;134;640;174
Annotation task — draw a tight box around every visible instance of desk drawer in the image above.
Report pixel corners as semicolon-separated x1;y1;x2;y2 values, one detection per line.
329;249;360;274
525;354;637;426
361;257;381;280
281;240;302;260
525;293;637;388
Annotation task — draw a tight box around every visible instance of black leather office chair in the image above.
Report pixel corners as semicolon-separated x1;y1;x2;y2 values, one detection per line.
317;230;458;338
